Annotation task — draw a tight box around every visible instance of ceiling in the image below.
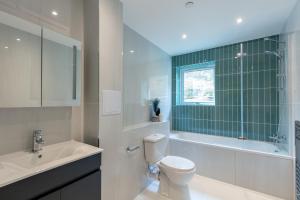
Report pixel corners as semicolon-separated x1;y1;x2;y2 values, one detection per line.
121;0;298;56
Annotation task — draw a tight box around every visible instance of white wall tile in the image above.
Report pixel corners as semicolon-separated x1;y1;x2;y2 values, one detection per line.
118;122;170;200
123;25;171;127
98;1;123;200
170;139;294;200
0;107;72;155
235;152;293;200
118;23;171;200
170;140;236;184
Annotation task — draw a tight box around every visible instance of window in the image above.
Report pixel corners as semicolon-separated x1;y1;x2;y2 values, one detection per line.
180;62;215;105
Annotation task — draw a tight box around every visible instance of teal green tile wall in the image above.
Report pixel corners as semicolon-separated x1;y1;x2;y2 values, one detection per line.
172;36;279;142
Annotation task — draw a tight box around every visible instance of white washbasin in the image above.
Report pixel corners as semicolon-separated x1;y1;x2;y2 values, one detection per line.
8;141;96;169
0;140;103;188
0;162;26;180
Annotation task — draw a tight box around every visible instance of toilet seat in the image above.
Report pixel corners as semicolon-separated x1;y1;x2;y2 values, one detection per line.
160;156;195;172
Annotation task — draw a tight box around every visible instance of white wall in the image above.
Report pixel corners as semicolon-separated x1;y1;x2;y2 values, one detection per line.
119;122;170;200
83;5;171;199
0;107;72;155
282;0;300;156
83;1;124;200
123;25;171;127
117;25;171;200
98;0;123;200
0;0;84;155
282;1;300;199
83;0;100;146
284;0;300;34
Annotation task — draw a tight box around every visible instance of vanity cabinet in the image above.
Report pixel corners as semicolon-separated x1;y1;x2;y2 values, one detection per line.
60;171;101;200
0;153;101;200
42;28;81;107
39;191;61;200
38;172;100;200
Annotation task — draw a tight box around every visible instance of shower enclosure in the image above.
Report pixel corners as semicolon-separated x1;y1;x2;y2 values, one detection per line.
170;35;293;200
171;35;289;153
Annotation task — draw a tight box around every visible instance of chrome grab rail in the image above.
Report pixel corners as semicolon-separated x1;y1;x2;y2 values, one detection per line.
126;145;140;153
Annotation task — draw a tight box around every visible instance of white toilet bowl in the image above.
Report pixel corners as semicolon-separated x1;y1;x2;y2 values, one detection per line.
143;134;196;200
158;156;196;200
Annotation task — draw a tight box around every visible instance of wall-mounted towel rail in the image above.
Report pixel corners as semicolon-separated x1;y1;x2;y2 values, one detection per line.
126;145;140;153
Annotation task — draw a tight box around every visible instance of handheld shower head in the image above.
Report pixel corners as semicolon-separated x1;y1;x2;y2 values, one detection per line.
265;51;282;59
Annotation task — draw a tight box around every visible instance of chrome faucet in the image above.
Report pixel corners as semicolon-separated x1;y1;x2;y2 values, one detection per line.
33;130;44;153
269;134;286;145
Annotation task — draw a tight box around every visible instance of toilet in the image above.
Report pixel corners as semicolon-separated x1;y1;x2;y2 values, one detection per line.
144;134;196;200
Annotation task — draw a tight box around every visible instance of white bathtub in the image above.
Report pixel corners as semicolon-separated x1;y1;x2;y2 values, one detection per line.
170;131;291;159
169;131;294;200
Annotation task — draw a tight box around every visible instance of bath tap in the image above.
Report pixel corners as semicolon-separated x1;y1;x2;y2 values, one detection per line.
269;134;286;145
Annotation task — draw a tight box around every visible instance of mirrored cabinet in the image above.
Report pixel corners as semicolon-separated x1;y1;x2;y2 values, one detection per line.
42;28;81;107
0;11;41;107
0;11;81;108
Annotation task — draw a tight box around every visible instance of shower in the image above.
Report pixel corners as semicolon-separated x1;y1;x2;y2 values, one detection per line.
264;37;288;148
264;51;282;59
236;43;247;140
236;37;287;141
264;37;286;90
264;37;286;60
172;36;288;144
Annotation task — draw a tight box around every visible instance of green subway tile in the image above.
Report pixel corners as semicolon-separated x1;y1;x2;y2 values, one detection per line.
171;35;279;142
271;106;278;123
220;47;225;60
252;39;259;54
265;89;271;106
253;54;260;71
258;39;265;54
264;106;271;124
253;72;259;89
247;41;253;55
223;46;229;59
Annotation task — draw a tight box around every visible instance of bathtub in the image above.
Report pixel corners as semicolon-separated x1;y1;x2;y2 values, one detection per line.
169;131;294;200
169;131;290;159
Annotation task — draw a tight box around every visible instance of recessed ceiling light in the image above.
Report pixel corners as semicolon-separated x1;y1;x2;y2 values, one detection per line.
185;1;194;8
4;46;8;49
129;50;135;54
51;10;58;16
16;38;21;42
236;17;243;24
182;34;187;39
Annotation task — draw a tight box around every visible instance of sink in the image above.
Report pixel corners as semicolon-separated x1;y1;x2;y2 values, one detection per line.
0;140;102;188
9;141;95;169
0;162;26;180
10;148;63;169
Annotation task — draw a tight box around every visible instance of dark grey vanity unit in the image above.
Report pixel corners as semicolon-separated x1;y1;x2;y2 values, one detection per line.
0;153;101;200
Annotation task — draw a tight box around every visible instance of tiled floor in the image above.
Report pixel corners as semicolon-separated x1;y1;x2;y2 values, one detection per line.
135;175;284;200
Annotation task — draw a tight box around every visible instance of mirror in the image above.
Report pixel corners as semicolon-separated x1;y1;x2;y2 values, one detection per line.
0;11;81;108
42;28;81;107
0;11;41;108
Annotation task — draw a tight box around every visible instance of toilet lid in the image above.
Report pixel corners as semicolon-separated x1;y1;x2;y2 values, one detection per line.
160;156;195;172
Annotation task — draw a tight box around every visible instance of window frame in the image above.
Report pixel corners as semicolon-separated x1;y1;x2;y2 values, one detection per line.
179;61;216;106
